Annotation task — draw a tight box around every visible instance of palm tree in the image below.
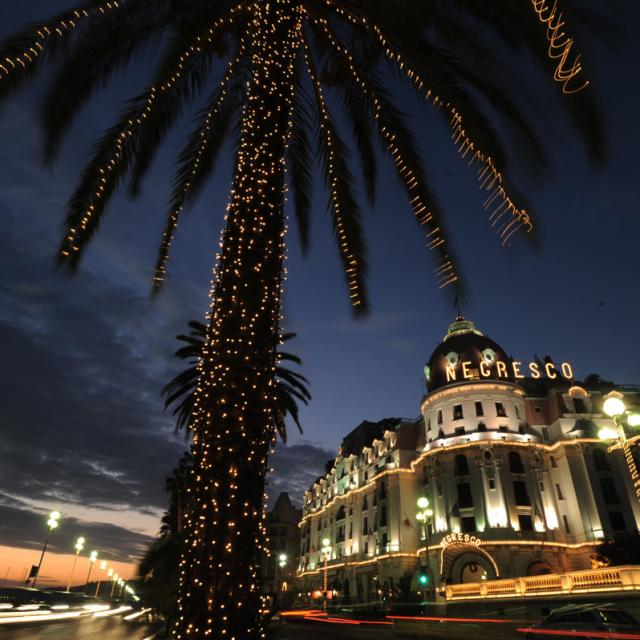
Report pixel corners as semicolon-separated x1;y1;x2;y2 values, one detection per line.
162;322;310;442
1;1;607;636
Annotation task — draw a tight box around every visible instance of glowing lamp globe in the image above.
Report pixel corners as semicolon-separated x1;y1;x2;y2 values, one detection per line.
417;497;430;510
278;553;287;563
322;538;330;548
47;518;59;529
603;396;625;417
426;508;434;517
628;413;640;428
416;512;425;522
598;427;618;441
49;511;61;521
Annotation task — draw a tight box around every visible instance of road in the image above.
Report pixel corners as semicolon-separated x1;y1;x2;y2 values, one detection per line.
0;616;159;640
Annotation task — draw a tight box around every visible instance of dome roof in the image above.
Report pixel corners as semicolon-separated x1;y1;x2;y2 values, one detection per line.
425;316;513;391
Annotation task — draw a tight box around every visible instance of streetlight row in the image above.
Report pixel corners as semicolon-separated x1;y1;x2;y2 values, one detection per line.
32;510;137;600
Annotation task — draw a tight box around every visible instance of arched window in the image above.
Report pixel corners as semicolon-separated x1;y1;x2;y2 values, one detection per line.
454;454;469;476
336;505;345;521
593;448;610;472
509;451;525;474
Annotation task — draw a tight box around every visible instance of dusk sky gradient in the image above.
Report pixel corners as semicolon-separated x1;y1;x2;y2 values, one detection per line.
0;0;638;586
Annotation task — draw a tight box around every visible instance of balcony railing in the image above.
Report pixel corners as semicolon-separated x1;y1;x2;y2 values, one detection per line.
445;565;640;600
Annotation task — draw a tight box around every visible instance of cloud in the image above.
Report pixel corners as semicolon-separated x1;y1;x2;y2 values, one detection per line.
266;442;335;507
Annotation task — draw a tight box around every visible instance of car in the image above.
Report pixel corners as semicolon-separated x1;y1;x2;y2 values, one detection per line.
525;606;640;639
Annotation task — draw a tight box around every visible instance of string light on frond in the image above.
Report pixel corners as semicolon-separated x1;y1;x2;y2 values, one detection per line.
58;3;247;262
301;39;366;310
530;0;589;94
152;39;248;291
0;1;124;81
310;15;459;289
320;0;533;247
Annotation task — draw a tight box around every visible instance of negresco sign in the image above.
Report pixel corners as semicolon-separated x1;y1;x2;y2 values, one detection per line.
445;360;573;383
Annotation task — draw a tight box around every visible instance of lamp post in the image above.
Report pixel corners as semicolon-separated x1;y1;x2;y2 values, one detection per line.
94;561;107;597
32;511;60;588
416;497;434;604
66;537;85;592
110;572;118;598
321;538;331;613
599;393;640;501
85;551;98;592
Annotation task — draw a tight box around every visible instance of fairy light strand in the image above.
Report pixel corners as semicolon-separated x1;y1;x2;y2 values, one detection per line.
301;38;366;307
310;14;458;289
320;0;533;246
58;3;247;262
174;3;302;638
152;39;248;291
531;0;589;94
0;1;124;81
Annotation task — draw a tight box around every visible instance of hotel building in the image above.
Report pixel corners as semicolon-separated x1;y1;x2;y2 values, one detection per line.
297;317;640;602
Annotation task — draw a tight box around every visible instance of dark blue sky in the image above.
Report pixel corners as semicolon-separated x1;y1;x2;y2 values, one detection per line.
0;1;638;570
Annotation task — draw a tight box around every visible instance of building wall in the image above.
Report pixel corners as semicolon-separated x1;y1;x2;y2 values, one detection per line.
298;383;640;603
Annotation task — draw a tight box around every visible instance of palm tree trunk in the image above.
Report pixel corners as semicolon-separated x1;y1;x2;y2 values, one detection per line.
173;3;299;639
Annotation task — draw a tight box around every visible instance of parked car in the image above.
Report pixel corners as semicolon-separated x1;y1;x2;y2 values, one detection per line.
525;607;640;639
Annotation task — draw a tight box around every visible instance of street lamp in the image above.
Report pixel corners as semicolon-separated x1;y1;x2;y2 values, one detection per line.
66;537;85;592
321;538;331;613
416;497;434;604
32;511;61;588
110;572;118;598
599;392;640;501
94;561;108;598
85;551;98;591
278;553;287;598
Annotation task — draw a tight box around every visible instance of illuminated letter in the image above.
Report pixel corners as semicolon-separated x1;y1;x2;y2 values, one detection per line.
529;362;541;379
446;365;457;382
496;361;507;378
479;361;490;377
561;362;574;379
545;363;557;379
512;361;525;379
462;361;473;379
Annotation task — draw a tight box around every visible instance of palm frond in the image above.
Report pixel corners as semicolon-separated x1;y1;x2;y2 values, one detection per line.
40;0;171;164
302;37;369;316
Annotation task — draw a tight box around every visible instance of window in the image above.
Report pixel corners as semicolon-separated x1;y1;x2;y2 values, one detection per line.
457;482;473;508
364;540;368;554
550;456;557;468
496;402;507;417
437;410;443;425
539;481;545;492
363;495;368;510
518;514;533;531
609;511;626;531
461;516;476;533
381;532;388;548
573;398;586;413
513;480;530;506
509;452;525;474
475;401;484;417
488;478;496;490
535;406;543;413
556;484;564;500
454;454;469;476
478;422;487;432
336;505;345;520
363;516;368;534
380;505;387;527
454;426;466;436
593;448;610;472
498;425;509;433
453;404;464;420
563;515;571;534
600;478;620;504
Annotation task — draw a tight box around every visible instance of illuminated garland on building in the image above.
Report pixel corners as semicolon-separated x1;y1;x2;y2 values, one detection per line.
530;0;589;94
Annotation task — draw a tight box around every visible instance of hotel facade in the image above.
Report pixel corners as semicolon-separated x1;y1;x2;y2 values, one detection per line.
297;317;640;603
